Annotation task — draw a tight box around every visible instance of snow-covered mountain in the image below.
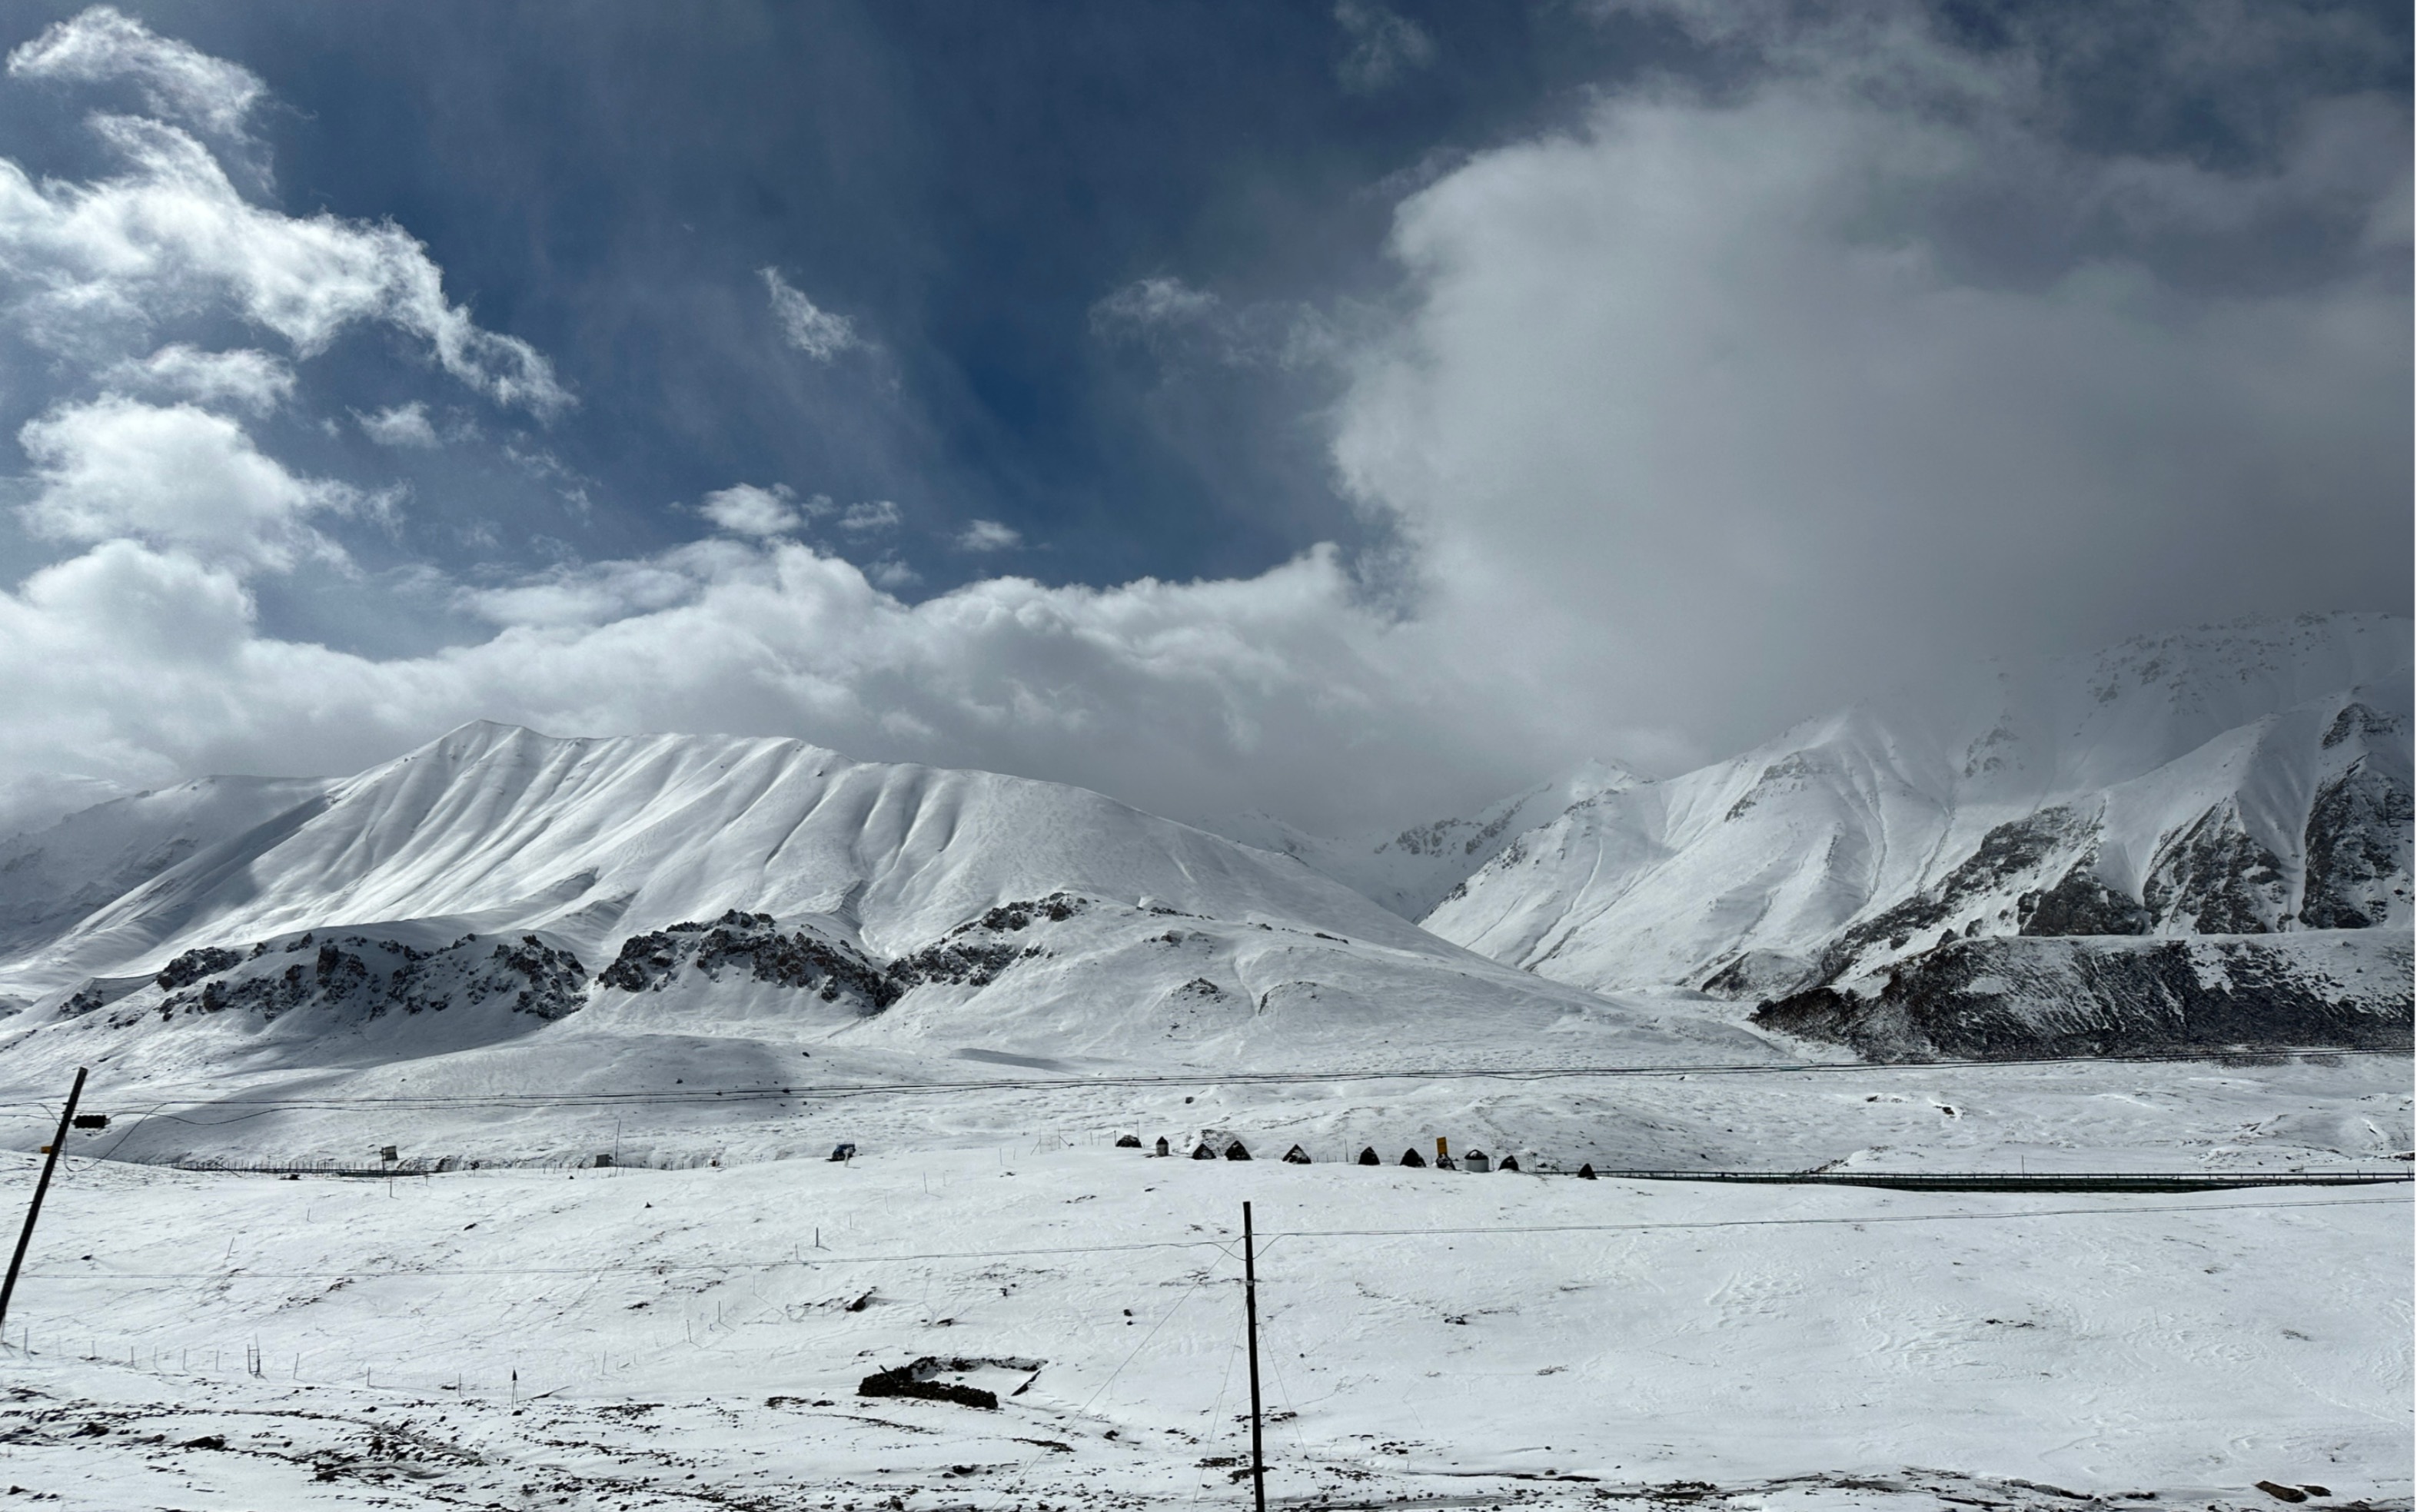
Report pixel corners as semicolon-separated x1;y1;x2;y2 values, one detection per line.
0;776;337;970
1212;758;1640;920
1418;614;2412;1053
0;723;1764;1089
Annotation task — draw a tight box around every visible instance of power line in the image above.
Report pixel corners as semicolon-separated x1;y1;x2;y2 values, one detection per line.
2;1045;2398;1115
15;1194;2399;1282
1265;1193;2410;1241
19;1235;1235;1281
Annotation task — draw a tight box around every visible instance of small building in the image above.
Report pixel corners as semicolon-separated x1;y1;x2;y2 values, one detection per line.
1154;1135;1172;1157
1357;1147;1380;1166
1463;1149;1491;1173
593;1153;614;1168
1399;1148;1426;1168
1282;1145;1311;1165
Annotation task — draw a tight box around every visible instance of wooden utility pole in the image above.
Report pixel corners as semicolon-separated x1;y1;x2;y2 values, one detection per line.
0;1066;87;1335
1242;1200;1266;1512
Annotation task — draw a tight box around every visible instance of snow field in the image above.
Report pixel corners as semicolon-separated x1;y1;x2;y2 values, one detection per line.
0;1119;2408;1510
30;1045;2410;1177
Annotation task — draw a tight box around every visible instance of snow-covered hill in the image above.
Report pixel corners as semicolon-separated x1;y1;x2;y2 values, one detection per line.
1419;615;2412;1049
0;776;337;976
1212;758;1639;920
0;723;1767;1092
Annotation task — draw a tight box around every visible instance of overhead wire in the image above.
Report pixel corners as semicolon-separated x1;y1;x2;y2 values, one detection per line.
15;1192;2398;1283
0;1044;2399;1118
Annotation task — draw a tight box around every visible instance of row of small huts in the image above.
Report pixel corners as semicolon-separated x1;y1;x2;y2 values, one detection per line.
1116;1132;1597;1177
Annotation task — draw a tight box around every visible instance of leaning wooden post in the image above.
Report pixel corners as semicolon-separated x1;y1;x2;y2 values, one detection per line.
0;1067;88;1334
1242;1200;1266;1512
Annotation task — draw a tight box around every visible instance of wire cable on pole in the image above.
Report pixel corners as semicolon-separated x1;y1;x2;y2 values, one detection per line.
12;1193;2398;1284
1;1045;2398;1118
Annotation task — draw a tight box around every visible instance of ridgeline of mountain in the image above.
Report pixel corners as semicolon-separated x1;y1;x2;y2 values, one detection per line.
1407;613;2412;1058
0;723;1763;1092
1210;759;1641;922
0;615;2404;1078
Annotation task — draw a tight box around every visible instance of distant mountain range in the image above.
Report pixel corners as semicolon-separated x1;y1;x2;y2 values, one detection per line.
0;614;2405;1085
1283;613;2412;1057
0;723;1760;1101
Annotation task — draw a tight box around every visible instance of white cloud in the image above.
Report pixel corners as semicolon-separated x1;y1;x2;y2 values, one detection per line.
866;557;921;592
1330;12;2412;759
956;519;1021;553
18;396;361;570
0;5;2400;843
7;6;263;138
1092;274;1339;371
1092;275;1219;332
0;113;568;413
0;533;1519;831
105;343;293;414
357;400;439;447
761;268;859;360
455;540;749;629
698;482;807;537
837;499;900;534
1334;1;1435;95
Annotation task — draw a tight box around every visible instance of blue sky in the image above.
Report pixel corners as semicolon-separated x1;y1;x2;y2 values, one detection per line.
0;2;2406;832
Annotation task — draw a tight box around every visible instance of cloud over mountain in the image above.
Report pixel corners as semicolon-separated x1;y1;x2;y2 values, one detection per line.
0;5;2402;843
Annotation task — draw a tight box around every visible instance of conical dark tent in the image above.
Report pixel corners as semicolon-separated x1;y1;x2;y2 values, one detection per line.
1282;1145;1311;1165
1498;1154;1521;1172
1356;1147;1380;1166
1115;1133;1142;1148
1191;1141;1217;1160
1224;1140;1252;1161
1578;1163;1597;1180
1399;1148;1427;1168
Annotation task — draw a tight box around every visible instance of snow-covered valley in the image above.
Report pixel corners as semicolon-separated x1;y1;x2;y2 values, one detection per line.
2;1099;2409;1512
0;615;2407;1509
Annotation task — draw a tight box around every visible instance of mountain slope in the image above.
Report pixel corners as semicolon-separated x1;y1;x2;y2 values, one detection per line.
1212;758;1640;920
0;724;1774;1091
1420;616;2413;1041
0;776;337;979
3;721;1445;993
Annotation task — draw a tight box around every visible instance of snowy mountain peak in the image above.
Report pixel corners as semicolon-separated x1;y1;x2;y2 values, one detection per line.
1421;613;2412;1024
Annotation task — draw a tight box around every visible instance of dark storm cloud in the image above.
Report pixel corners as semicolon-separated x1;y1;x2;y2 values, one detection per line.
0;2;2403;836
1335;0;2412;769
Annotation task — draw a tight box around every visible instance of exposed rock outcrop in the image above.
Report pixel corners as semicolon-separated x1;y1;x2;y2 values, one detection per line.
1754;931;2412;1061
141;930;589;1028
599;910;896;1010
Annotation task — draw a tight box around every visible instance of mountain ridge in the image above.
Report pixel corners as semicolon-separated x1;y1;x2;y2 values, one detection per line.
1406;614;2410;1052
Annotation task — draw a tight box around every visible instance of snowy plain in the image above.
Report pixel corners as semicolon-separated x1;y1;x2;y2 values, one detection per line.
0;616;2406;1510
0;1048;2409;1511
